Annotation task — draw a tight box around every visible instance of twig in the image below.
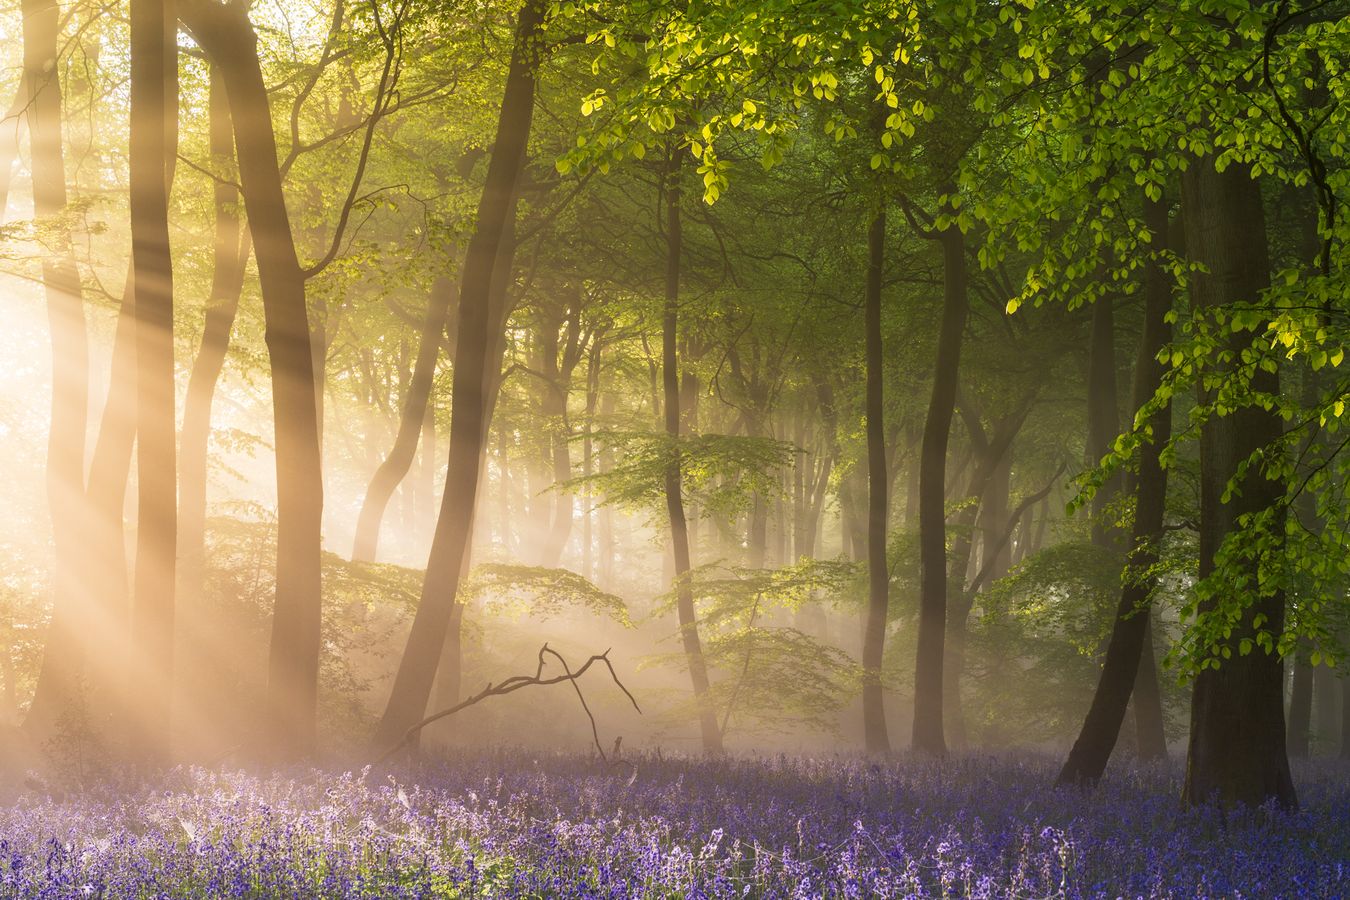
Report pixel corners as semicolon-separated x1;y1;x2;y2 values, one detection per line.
375;643;641;765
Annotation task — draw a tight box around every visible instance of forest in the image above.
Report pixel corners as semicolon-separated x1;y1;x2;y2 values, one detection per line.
0;0;1347;895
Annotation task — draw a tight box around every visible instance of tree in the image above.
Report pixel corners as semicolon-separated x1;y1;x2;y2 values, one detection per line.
179;0;326;755
352;277;454;563
662;149;723;755
860;207;890;754
128;0;177;758
1180;158;1296;810
374;0;546;752
21;0;92;744
1059;193;1176;786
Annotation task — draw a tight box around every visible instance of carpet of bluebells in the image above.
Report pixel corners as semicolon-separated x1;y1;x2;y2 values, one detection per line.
0;751;1346;898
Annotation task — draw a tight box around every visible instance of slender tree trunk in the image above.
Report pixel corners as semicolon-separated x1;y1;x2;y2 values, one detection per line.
976;451;1012;584
581;338;602;579
662;149;723;754
861;209;891;754
1341;673;1350;760
22;0;93;743
1084;272;1167;757
1312;664;1337;755
913;215;966;757
1058;193;1175;786
372;0;543;752
0;77;28;223
179;66;244;607
1288;656;1313;759
1086;297;1123;547
353;277;454;562
180;1;325;756
419;400;436;539
1180;157;1296;810
129;0;177;760
1133;615;1167;760
598;392;615;589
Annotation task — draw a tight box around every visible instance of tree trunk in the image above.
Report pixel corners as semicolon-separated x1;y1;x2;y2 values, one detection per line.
372;0;543;753
1133;616;1167;760
180;1;325;756
662;149;723;754
581;337;602;579
1287;656;1312;759
22;0;93;744
179;67;244;607
598;392;616;589
129;0;177;760
861;209;891;754
353;277;454;562
1179;156;1296;810
975;450;1012;585
1312;664;1337;755
0;77;28;223
1086;296;1123;547
913;216;967;757
1341;672;1350;760
1058;192;1175;786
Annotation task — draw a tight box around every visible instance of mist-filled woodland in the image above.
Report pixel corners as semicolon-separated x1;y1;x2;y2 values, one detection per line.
0;0;1348;895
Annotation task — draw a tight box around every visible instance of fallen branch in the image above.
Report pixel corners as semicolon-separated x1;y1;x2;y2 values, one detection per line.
375;643;641;765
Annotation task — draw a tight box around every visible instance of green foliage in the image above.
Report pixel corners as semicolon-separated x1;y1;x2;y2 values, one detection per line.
574;430;794;523
464;563;632;626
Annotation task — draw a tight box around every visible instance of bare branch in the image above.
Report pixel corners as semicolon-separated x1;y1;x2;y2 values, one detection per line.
375;643;641;764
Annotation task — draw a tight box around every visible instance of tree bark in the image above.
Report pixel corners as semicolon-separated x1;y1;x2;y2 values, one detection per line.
662;148;723;755
353;277;454;562
861;209;891;754
1179;157;1296;810
179;66;244;607
0;77;28;224
1312;663;1337;755
1287;656;1312;759
180;0;325;756
1342;672;1350;760
1086;296;1123;547
913;214;967;757
372;0;544;752
22;0;93;743
129;0;177;760
1058;193;1175;786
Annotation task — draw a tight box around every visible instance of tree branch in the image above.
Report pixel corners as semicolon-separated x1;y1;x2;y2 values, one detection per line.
375;643;641;763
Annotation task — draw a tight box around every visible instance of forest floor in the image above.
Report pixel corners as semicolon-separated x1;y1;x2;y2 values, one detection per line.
0;750;1345;897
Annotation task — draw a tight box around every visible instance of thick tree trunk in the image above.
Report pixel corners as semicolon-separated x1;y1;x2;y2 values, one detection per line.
1058;193;1175;786
1179;157;1296;810
353;277;454;562
372;0;543;752
179;67;244;607
913;218;967;757
181;1;325;756
861;209;891;753
129;0;177;760
22;0;93;744
662;149;723;755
